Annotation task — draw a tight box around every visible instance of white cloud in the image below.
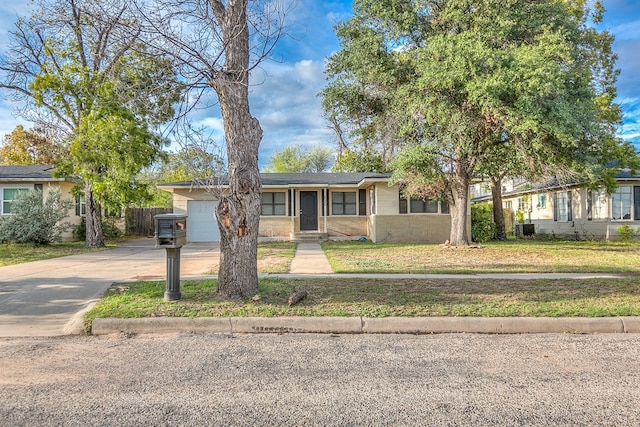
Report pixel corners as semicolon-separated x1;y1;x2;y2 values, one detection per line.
195;117;225;134
610;20;640;41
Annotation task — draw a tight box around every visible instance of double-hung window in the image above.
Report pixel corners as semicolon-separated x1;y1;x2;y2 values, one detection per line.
261;192;286;216
332;192;356;215
612;186;632;220
587;190;607;221
2;188;29;215
76;194;86;216
554;191;572;222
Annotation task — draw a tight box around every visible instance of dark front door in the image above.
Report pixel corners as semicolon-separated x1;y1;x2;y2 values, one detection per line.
300;191;318;231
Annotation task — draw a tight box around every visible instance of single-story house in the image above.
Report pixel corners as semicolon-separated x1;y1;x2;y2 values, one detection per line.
159;173;467;243
473;171;640;240
0;165;82;241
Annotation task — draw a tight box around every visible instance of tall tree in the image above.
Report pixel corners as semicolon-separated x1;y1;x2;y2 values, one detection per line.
0;125;67;165
325;0;626;246
0;0;180;247
136;0;289;298
263;144;333;173
320;20;406;172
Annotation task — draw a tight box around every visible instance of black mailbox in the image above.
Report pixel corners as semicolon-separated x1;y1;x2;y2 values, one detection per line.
154;214;187;248
154;213;188;301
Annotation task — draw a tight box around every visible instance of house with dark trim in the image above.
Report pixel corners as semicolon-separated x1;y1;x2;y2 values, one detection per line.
159;173;466;243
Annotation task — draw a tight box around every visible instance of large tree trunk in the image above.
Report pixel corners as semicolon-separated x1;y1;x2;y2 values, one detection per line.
84;182;105;248
449;167;471;246
490;176;506;240
211;0;262;298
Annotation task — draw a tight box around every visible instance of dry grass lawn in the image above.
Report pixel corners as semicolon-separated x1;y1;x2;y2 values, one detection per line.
322;240;640;274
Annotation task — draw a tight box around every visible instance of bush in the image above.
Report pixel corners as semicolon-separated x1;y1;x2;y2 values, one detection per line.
617;224;636;243
74;217;122;241
471;203;497;243
0;188;73;245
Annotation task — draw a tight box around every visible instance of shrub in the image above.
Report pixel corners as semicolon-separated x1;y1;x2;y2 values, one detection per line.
471;203;497;243
74;217;122;241
617;224;636;243
0;188;73;245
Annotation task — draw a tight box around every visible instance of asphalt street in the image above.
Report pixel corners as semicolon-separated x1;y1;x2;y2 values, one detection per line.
1;333;639;426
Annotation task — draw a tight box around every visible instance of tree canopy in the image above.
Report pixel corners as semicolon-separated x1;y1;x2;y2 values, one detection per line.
324;0;630;245
0;0;181;247
263;144;334;173
0;125;67;165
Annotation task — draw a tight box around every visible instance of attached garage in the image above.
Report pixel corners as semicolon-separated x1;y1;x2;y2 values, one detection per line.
187;200;219;242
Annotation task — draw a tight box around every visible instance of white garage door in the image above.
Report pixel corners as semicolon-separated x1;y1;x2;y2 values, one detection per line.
187;200;220;242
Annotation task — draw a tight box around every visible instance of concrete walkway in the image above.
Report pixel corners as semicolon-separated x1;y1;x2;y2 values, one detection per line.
288;242;333;274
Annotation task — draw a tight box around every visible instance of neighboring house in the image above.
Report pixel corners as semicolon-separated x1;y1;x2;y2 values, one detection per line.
0;165;81;241
473;171;640;240
159;173;467;243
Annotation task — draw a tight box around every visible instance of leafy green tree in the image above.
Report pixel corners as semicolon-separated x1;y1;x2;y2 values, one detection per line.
332;148;387;173
321;26;405;171
0;125;66;165
0;188;72;245
263;144;333;173
0;0;181;248
326;0;626;246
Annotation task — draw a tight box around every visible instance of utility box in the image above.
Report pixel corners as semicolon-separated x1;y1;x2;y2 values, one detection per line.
154;214;187;248
154;213;188;301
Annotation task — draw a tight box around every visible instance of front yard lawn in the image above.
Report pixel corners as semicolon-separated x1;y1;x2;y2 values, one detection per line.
84;276;640;333
0;241;105;267
257;242;297;273
322;240;640;274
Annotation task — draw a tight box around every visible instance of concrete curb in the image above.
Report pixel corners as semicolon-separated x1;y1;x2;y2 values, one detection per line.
91;316;640;336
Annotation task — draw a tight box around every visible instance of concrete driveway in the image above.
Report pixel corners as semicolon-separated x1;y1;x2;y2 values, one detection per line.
0;238;219;337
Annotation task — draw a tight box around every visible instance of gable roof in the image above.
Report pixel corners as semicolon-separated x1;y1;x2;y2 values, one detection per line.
0;165;67;182
160;172;392;189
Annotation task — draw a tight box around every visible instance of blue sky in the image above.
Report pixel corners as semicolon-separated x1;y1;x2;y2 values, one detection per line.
0;0;639;167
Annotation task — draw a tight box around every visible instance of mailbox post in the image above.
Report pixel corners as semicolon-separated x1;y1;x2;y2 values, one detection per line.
154;213;188;301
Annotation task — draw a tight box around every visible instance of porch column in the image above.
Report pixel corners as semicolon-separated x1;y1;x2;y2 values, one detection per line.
290;188;295;236
323;187;328;233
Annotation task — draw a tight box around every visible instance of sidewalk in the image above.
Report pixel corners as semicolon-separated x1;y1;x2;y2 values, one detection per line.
288;242;333;274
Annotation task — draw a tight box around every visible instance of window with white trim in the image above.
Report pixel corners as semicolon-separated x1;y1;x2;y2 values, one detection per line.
2;188;29;215
76;195;86;216
612;186;632;220
588;189;607;221
554;191;572;222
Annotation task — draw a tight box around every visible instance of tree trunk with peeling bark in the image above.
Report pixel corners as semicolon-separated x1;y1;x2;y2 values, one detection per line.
210;0;262;298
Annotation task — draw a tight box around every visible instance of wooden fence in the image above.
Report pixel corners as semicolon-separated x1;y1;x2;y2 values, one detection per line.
125;207;172;236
